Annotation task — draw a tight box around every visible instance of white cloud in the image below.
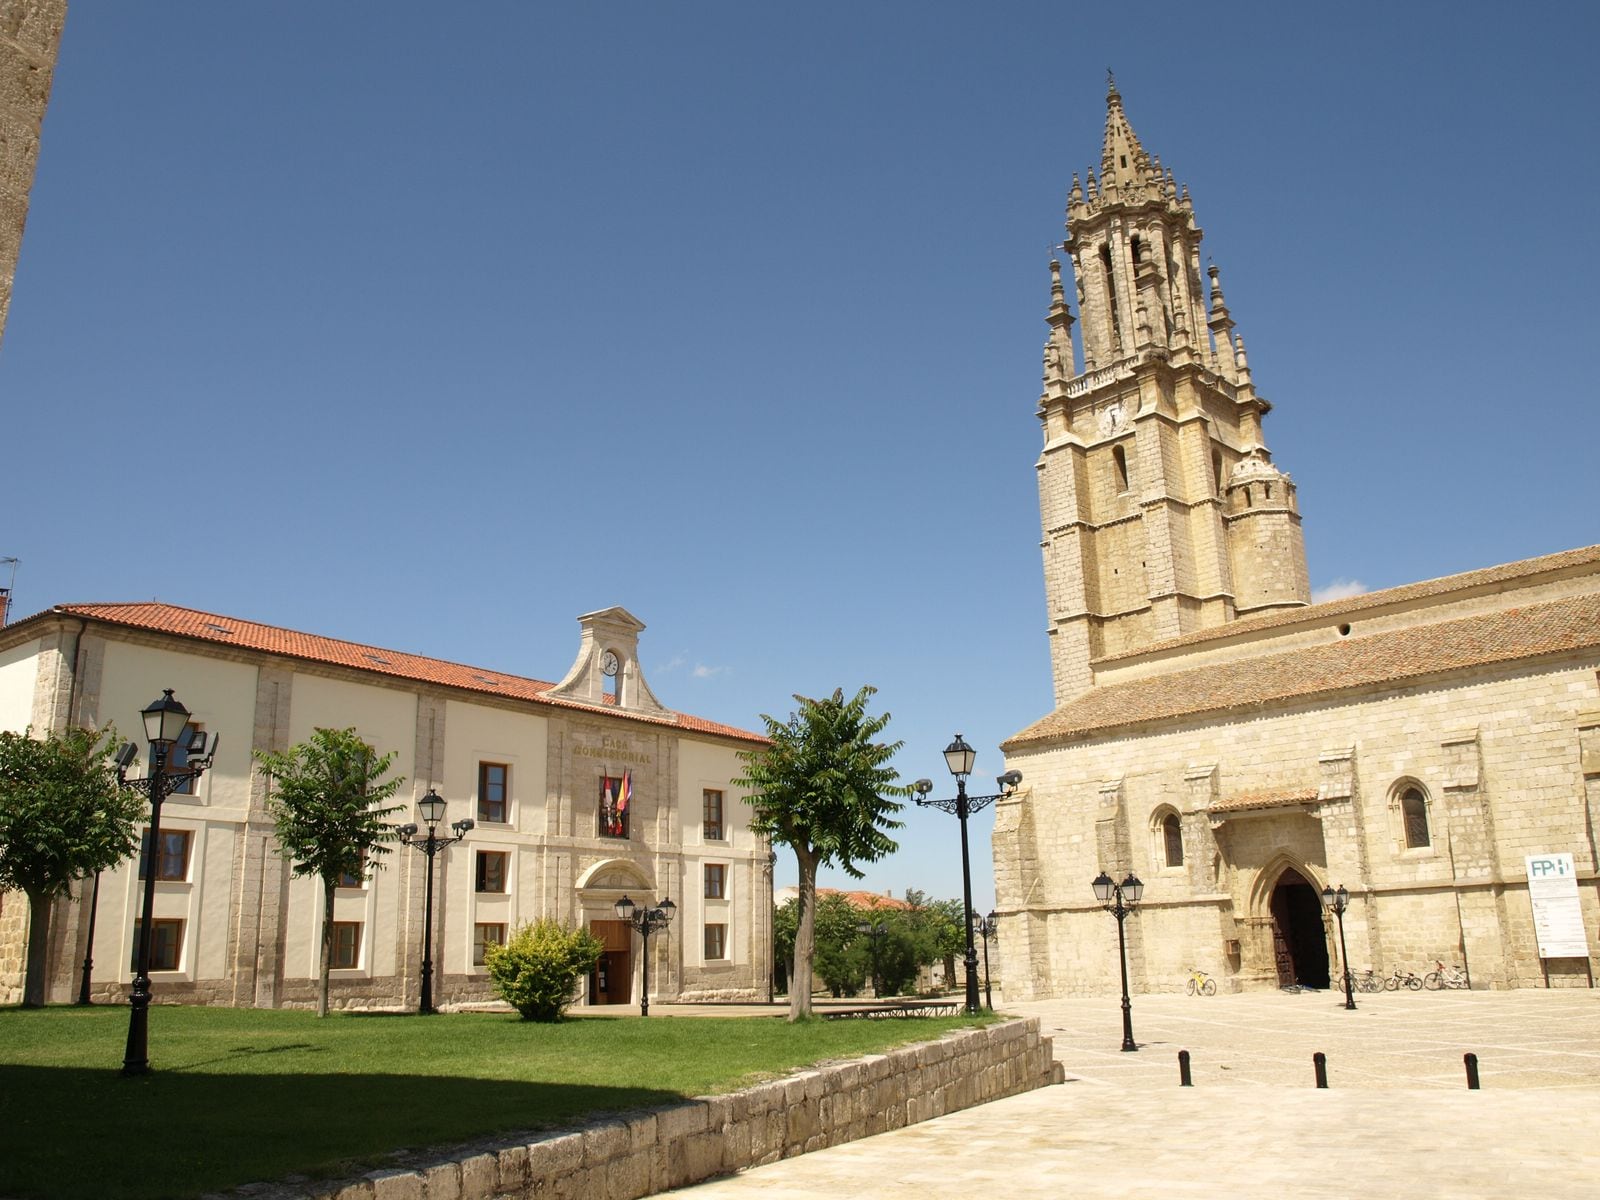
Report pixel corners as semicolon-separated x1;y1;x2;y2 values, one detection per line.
692;663;727;679
657;652;689;674
1313;578;1368;604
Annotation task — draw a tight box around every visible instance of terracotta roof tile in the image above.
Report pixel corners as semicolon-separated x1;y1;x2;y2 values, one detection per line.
1210;787;1319;813
1094;543;1600;665
25;602;764;745
1007;591;1600;748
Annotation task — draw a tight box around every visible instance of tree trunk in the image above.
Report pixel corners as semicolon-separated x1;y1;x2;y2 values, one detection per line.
318;879;334;1018
789;849;817;1020
22;889;52;1007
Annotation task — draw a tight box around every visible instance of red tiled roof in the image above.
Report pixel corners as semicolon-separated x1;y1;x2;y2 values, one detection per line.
19;602;764;745
1094;543;1600;665
1007;591;1600;748
1209;787;1319;813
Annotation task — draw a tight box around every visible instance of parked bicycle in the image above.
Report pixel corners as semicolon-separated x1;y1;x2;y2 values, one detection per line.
1423;961;1469;990
1354;968;1384;993
1184;967;1217;996
1383;966;1424;991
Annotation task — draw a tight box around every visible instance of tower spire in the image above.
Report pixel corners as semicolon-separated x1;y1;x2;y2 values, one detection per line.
1101;70;1157;199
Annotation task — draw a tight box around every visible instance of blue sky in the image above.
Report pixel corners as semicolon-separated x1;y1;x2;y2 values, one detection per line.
5;2;1597;910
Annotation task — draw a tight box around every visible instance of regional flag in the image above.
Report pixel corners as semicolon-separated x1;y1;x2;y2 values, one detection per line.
618;770;632;818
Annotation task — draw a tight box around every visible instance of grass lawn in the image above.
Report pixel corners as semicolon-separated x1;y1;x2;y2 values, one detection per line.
0;1004;990;1200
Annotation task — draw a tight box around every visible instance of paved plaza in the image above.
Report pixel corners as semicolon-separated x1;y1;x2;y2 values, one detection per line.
659;989;1600;1198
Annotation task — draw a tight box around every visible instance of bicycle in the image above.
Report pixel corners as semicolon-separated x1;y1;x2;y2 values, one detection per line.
1184;968;1217;996
1383;966;1424;991
1353;968;1384;993
1423;961;1468;990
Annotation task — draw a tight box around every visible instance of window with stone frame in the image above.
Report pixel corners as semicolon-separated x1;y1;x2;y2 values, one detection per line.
703;788;725;840
337;850;368;889
1400;786;1431;849
475;850;509;894
704;923;727;961
137;829;192;882
1162;812;1185;868
473;922;506;966
330;921;362;969
704;862;726;899
478;762;509;824
130;918;184;972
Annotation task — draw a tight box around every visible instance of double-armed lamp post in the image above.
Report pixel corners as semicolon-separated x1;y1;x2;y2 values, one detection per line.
1320;883;1357;1010
114;689;219;1075
914;734;1022;1015
1092;870;1144;1052
399;790;473;1014
615;894;675;1016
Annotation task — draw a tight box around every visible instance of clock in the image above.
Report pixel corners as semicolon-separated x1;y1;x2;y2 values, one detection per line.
601;651;619;677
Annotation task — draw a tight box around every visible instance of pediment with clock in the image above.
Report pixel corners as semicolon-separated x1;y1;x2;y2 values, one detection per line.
545;606;668;714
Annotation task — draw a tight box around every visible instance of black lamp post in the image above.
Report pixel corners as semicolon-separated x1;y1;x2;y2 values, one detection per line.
913;735;1022;1015
1092;870;1144;1052
972;910;999;1009
399;790;473;1014
614;894;675;1016
1320;883;1357;1010
855;919;887;998
115;689;218;1075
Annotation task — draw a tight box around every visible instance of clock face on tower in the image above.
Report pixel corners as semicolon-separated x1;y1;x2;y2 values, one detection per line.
601;651;620;677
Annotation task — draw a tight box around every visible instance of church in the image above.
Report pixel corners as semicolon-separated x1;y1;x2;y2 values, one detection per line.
992;80;1600;996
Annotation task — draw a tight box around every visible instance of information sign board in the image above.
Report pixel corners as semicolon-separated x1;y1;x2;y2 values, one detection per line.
1525;853;1589;959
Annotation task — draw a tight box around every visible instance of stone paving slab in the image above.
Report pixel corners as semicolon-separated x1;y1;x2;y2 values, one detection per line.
658;990;1600;1198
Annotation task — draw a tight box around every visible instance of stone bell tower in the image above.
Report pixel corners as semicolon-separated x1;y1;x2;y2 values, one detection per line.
1036;76;1310;703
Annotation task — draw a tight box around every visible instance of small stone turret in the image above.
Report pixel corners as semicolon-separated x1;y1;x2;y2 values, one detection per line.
1224;453;1311;617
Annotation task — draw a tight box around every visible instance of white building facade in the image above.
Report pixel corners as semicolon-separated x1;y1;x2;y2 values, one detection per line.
0;602;771;1010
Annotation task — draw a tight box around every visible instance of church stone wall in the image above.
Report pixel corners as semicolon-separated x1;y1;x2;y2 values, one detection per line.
0;0;63;348
998;652;1600;997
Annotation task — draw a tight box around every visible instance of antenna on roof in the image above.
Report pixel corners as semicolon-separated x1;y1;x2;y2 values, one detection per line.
0;556;16;628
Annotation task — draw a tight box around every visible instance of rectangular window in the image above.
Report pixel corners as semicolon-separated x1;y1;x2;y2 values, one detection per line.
598;774;631;839
478;762;508;824
704;863;726;899
131;919;184;972
473;922;507;966
704;923;727;961
137;829;192;882
150;723;203;795
330;921;362;970
337;850;368;889
703;789;724;840
475;850;509;894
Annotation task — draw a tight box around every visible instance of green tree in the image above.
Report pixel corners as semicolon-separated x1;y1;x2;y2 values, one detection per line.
255;728;405;1016
902;890;967;990
738;687;906;1020
0;726;145;1007
813;893;869;997
484;919;603;1021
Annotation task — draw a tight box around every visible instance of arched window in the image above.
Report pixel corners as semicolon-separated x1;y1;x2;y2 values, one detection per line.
1212;448;1224;496
1400;787;1430;848
1162;812;1185;868
1112;444;1131;492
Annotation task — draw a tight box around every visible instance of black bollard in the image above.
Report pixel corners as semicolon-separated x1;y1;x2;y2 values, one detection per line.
1313;1051;1328;1088
1464;1052;1480;1090
1178;1049;1192;1087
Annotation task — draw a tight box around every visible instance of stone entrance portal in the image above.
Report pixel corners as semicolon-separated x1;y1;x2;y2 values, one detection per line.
1268;868;1330;988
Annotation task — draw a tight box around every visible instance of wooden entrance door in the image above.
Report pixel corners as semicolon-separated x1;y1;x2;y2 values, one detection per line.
1269;868;1332;988
589;919;632;1005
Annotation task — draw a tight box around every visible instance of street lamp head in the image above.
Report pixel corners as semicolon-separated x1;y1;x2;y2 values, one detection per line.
987;909;997;924
113;742;138;773
1091;871;1115;905
943;734;976;779
1320;884;1334;910
997;769;1023;795
142;689;191;748
657;896;676;924
417;789;447;829
451;817;475;838
1336;884;1349;909
614;894;636;923
912;778;933;798
1120;873;1144;904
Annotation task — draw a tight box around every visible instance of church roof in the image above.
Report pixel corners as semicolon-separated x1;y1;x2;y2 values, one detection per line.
1007;590;1600;748
1093;543;1600;667
12;601;765;744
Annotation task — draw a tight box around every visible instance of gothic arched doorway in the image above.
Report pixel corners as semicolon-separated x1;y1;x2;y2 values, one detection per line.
1268;868;1330;988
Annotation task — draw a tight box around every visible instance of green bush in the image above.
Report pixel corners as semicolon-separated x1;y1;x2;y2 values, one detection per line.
484;919;604;1021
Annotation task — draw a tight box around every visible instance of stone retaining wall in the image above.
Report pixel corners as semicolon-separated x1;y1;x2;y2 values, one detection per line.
292;1018;1059;1200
